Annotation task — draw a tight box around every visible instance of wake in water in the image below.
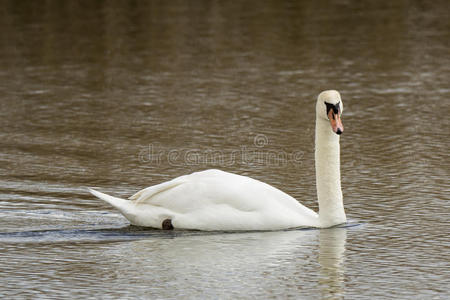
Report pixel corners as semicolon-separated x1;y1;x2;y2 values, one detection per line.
0;208;363;243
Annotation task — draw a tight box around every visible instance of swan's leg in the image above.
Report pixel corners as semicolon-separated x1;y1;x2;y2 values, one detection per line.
162;219;174;230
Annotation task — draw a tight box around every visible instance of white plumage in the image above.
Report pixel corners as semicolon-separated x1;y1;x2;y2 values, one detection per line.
89;90;347;230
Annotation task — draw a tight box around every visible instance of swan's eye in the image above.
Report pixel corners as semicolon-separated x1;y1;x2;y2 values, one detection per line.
325;101;340;116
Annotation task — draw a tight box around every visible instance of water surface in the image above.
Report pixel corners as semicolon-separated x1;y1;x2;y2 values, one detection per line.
0;1;448;299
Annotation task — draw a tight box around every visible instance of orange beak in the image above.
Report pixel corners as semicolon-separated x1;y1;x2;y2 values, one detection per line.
328;110;344;135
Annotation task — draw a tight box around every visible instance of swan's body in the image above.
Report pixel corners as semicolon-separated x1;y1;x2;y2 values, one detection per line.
89;90;347;230
89;169;319;230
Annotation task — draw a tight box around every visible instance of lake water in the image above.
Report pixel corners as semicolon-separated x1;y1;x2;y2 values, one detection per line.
0;1;449;299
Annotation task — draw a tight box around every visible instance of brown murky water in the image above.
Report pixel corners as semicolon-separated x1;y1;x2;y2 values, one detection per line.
0;1;449;299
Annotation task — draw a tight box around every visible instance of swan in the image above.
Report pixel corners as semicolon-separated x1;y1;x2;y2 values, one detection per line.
88;90;346;230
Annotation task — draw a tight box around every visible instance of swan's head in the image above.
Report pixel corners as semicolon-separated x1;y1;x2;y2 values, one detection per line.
316;90;344;135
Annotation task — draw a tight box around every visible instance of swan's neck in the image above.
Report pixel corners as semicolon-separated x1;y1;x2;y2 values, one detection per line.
315;117;347;227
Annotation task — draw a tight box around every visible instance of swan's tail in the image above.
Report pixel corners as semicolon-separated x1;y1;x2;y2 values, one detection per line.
88;188;134;215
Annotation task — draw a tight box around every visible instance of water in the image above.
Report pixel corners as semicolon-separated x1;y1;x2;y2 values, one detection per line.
0;0;449;299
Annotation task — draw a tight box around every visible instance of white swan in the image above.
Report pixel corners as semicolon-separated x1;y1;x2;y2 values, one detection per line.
89;90;346;230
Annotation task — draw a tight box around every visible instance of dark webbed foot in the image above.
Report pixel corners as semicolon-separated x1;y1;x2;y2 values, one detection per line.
162;219;174;230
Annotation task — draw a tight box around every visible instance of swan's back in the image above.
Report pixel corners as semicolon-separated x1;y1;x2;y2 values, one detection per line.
93;169;319;230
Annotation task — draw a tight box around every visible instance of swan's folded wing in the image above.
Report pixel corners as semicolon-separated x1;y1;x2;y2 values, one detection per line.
128;179;186;204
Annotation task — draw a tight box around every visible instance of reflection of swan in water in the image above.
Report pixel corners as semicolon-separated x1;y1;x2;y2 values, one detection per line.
319;228;347;299
101;228;347;297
